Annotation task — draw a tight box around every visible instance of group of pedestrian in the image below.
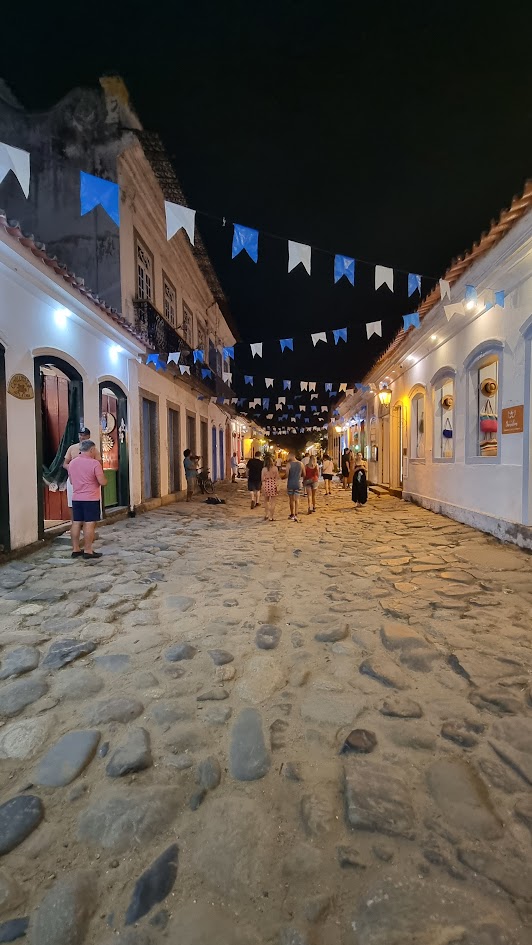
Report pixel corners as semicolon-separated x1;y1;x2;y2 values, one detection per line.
245;448;368;522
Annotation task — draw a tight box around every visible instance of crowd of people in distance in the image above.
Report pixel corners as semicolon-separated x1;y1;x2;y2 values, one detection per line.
243;448;368;523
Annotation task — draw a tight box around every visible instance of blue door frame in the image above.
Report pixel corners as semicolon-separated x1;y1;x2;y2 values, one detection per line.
212;425;218;481
219;428;224;481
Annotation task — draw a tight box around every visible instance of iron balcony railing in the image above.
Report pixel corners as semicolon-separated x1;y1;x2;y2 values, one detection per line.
133;299;233;399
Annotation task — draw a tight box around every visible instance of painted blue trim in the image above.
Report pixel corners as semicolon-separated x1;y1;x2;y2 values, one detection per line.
429;365;457;387
463;338;504;372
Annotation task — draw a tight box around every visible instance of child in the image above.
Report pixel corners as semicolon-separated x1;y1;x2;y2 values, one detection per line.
321;453;334;495
351;455;368;509
303;454;319;513
261;453;279;521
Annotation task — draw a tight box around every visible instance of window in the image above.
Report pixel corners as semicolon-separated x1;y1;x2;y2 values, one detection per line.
136;238;153;302
163;275;177;326
410;391;425;459
209;339;221;375
476;356;499;458
182;303;193;345
433;378;454;460
197;320;207;358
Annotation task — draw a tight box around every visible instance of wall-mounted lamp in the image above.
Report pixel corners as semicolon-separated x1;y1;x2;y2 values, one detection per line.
378;386;392;407
54;308;71;329
334;425;342;433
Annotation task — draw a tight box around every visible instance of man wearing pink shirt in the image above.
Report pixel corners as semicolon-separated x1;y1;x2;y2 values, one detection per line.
67;440;107;560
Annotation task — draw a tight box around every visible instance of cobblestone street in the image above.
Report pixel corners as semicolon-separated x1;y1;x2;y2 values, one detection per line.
0;481;532;944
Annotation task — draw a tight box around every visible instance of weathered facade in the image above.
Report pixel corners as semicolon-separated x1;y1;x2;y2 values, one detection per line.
330;183;532;548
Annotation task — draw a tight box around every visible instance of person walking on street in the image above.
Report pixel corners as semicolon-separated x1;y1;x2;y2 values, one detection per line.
341;447;351;489
261;453;279;521
322;453;334;496
183;449;198;501
247;451;264;509
63;428;101;513
230;452;238;483
352;455;368;509
286;452;304;522
67;440;107;560
303;454;319;513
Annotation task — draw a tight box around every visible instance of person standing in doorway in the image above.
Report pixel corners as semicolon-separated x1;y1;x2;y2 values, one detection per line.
286;452;304;522
68;441;107;560
261;453;279;521
303;454;319;513
63;428;101;512
183;449;197;501
246;451;264;509
352;455;368;509
322;453;334;496
230;452;238;483
341;447;351;490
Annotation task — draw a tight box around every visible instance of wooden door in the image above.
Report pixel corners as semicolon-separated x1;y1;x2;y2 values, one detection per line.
42;374;70;522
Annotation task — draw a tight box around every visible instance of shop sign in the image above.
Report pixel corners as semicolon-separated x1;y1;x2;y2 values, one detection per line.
7;374;34;400
501;405;524;434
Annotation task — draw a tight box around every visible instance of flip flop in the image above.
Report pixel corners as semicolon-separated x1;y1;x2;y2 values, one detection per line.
83;552;103;560
71;551;84;558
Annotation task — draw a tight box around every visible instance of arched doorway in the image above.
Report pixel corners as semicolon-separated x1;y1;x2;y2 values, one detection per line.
212;424;218;481
0;344;9;552
34;355;83;537
99;382;130;512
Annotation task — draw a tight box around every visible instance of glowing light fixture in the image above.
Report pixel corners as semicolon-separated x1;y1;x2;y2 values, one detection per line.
378;386;392;407
335;425;342;433
54;307;71;328
109;344;123;363
430;334;438;341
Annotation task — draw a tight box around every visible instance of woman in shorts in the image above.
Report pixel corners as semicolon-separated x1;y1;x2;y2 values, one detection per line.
261;453;279;521
303;454;319;514
321;453;334;496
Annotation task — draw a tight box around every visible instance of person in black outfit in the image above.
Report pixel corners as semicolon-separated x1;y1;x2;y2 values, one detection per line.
351;455;368;509
341;448;351;490
247;451;264;509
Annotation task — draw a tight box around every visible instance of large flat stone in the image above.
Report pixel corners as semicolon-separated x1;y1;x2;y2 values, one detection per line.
380;620;428;650
0;796;44;854
0;678;48;718
106;728;152;777
0;646;40;680
229;708;270;781
344;760;416;839
427;759;503;840
42;639;96;670
52;668;104;701
234;654;285;704
125;843;178;925
458;846;532;901
34;730;100;787
84;697;144;725
359;657;408;690
78;788;181;852
165;595;195;612
301;692;360;727
0;718;49;759
29;871;96;945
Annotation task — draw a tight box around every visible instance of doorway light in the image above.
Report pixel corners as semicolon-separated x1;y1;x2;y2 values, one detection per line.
54;308;71;328
109;344;123;363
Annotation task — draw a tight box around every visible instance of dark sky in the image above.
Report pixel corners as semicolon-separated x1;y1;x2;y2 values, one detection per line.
4;1;532;436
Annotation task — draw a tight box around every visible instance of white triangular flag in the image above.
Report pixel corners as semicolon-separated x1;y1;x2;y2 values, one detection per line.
300;405;306;412
288;240;311;275
339;383;347;392
444;302;465;321
439;278;451;301
311;393;318;400
164;201;196;245
179;365;191;375
250;342;263;358
0;142;30;198
167;351;180;364
265;377;274;388
275;403;282;411
308;382;316;392
223;371;232;384
311;331;327;346
278;397;286;405
375;265;394;292
366;321;382;339
266;414;273;419
231;397;238;404
321;406;328;413
300;381;308;391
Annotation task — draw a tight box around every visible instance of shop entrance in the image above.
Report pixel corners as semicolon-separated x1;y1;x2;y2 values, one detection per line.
0;344;9;552
390;404;403;495
380;412;390;487
168;408;181;494
99;382;129;512
34;356;83;537
219;427;225;481
212;425;218;480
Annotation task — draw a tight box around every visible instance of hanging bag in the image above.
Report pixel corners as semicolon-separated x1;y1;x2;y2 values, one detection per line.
480;399;498;434
442;418;453;439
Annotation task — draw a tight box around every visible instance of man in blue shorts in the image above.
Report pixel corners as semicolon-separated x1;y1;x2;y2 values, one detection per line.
286;452;304;522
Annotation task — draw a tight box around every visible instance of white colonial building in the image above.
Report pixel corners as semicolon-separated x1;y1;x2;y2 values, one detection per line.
330;182;532;549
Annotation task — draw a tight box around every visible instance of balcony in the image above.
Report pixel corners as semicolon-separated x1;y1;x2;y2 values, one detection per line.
133;299;233;400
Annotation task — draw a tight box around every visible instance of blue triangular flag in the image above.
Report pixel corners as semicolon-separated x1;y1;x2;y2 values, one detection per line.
232;224;259;262
325;383;332;392
223;345;234;360
334;255;355;285
146;354;158;366
495;290;505;308
80;171;119;226
201;367;212;379
280;338;294;353
333;327;347;344
408;273;421;296
263;398;270;409
193;349;204;363
245;375;254;385
403;312;421;330
283;380;291;391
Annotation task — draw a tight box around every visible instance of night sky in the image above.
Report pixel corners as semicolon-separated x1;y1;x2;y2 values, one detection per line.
4;2;532;438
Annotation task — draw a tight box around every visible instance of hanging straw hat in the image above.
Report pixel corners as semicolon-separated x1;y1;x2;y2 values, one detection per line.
441;394;454;410
480;377;498;396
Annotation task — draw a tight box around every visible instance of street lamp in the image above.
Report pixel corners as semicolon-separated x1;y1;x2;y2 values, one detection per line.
334;425;342;433
378;386;392;407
